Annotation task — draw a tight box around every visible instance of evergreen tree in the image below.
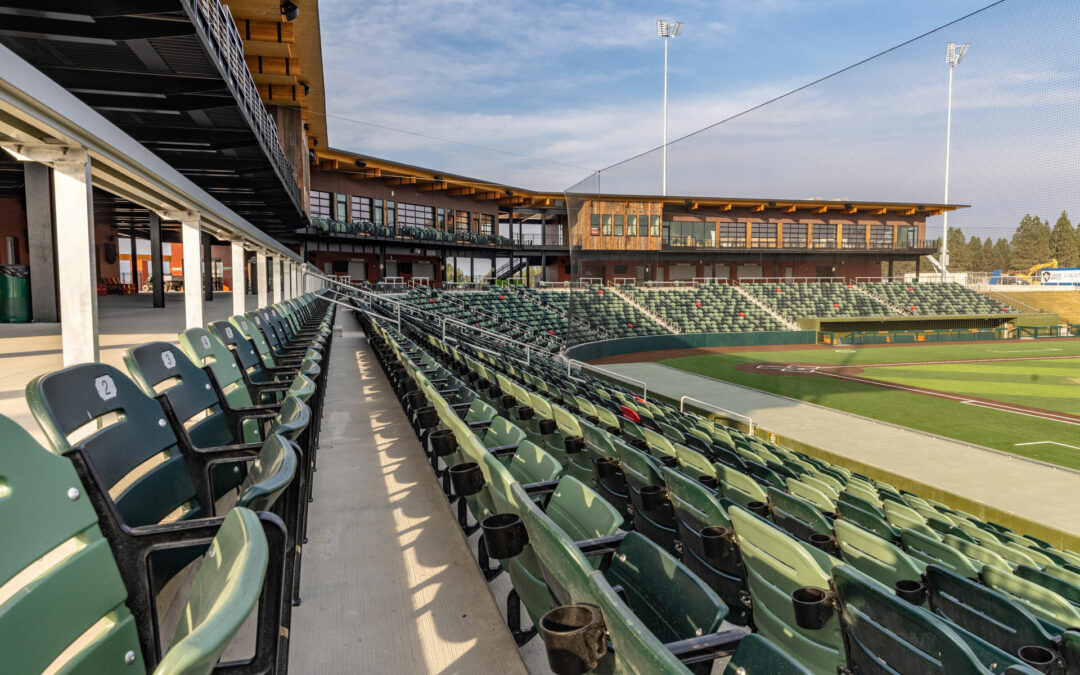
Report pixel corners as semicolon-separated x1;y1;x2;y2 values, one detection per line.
989;238;1012;272
965;236;985;272
981;238;995;273
1011;214;1053;270
1049;211;1079;267
945;227;969;270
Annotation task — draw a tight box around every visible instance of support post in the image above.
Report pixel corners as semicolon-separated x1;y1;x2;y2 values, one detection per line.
52;150;98;364
231;239;246;317
490;250;496;285
256;251;268;308
202;232;213;301
181;213;203;329
272;255;282;304
541;251;547;283
24;162;58;321
149;211;164;307
470;256;475;282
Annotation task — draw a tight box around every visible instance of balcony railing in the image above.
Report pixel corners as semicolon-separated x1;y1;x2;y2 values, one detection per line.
187;0;302;213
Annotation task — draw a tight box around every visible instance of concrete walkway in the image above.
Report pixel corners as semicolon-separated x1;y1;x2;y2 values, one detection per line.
288;311;529;674
607;361;1080;547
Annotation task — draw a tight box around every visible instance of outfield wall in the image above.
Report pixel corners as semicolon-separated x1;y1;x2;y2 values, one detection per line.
795;312;1054;333
564;330;817;362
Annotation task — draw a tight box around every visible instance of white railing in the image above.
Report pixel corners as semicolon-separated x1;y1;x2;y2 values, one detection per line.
680;396;754;434
693;277;730;285
737;276;844;284
611;277;637;286
566;359;647;401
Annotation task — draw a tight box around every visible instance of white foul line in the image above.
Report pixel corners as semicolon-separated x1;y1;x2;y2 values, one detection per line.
1015;441;1080;450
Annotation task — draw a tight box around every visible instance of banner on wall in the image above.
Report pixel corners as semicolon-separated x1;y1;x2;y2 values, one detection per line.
1039;268;1080;285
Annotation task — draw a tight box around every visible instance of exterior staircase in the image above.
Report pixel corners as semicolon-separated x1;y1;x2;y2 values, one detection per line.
730;284;801;330
608;286;682;334
851;283;911;316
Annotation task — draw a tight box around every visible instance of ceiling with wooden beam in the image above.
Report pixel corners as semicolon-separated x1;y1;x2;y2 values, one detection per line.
223;0;328;150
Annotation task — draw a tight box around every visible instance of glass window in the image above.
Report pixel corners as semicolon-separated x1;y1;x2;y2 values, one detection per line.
601;214;612;236
897;225;918;248
782;222;808;248
477;213;494;235
373;199;383;225
626;215;638;236
750;222;778;248
351;196;371;222
386;201;396;228
842;224;866;249
812;223;837;248
869;224;893;248
310;190;331;219
590;214;601;236
455;211;470;233
613;215;624;236
400;203;434;228
718;222;746;248
437;207;445;229
335;193;348;221
649;215;661;237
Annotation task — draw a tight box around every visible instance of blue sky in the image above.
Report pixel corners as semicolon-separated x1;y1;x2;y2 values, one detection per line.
317;0;1080;241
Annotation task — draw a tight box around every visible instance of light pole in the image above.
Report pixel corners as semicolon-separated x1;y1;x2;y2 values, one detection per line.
657;19;683;196
942;41;968;282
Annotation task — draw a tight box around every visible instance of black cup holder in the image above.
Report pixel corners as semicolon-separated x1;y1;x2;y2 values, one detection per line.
415;405;438;429
430;429;457;457
595;456;618;480
539;418;557;435
792;586;835;630
697;475;719;490
640;485;666;511
465;371;479;383
630;439;649;450
1017;645;1056;673
893;579;927;606
539;604;608;675
499;394;517;410
405;390;428;409
564;435;585;455
400;379;419;395
481;513;529;559
488;384;503;398
449;462;485;497
700;525;732;559
809;533;835;554
747;501;770;517
515;405;534;421
659;455;680;468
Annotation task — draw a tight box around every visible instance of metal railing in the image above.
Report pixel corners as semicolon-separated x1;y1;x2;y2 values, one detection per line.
680;396;754;434
188;0;301;211
566;359;647;401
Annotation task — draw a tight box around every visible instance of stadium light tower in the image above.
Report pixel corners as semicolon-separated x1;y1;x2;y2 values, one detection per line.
941;41;969;282
657;19;684;196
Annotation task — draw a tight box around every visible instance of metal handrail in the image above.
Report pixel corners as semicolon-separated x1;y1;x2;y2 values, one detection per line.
566;359;647;401
679;396;754;434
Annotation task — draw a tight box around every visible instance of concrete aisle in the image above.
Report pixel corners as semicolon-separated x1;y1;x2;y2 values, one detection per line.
607;361;1080;546
289;311;529;674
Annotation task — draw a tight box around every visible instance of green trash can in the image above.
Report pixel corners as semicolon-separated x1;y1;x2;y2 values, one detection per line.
0;264;31;323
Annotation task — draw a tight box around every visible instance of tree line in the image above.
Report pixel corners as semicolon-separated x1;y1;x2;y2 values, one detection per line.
896;211;1079;275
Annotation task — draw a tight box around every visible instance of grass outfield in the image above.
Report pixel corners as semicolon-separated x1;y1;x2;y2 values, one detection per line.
660;340;1080;469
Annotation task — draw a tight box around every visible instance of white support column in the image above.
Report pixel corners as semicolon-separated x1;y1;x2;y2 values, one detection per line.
231;239;246;317
52;150;98;365
285;261;294;299
180;213;203;329
256;251;268;308
272;254;282;304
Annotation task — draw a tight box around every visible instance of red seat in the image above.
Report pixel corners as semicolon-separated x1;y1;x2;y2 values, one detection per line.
619;405;641;423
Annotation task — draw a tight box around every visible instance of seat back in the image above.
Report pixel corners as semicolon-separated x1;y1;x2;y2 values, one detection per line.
834;519;925;593
982;564;1080;628
901;529;981;578
231;314;279;368
210;319;268;378
484;416;526;449
179;327;254;408
716;464;767;507
767;486;833;542
26;363;198;526
0;414;146;673
619;442;678;553
234;434;298;512
729;505;844;675
506;440;562;484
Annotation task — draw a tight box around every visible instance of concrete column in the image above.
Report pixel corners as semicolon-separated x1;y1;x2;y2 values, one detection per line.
149;211;164;307
230;239;245;317
24;162;58;321
470;256;475;281
53;150;98;365
181;214;203;329
256;251;267;308
202;232;213;301
272;255;282;304
541;251;547;283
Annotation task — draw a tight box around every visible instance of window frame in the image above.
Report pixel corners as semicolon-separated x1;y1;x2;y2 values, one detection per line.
613;214;624;236
626;214;638;236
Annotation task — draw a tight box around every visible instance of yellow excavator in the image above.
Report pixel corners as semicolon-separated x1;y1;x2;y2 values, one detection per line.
1012;259;1057;284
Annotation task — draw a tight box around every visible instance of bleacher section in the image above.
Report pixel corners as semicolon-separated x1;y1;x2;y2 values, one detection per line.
863;281;1019;315
3;292;335;673
742;281;899;321
623;283;786;333
396;288;563;352
358;301;1079;675
560;285;669;338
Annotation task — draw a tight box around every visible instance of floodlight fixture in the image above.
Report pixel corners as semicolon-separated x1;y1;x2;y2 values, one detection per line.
946;42;969;67
657;19;684;195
